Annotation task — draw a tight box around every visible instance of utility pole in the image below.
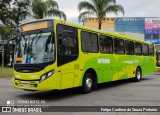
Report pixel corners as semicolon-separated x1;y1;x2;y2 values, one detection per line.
1;35;4;68
0;35;2;77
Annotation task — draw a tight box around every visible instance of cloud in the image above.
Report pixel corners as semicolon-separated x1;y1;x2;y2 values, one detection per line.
56;0;81;23
117;0;160;17
56;0;160;23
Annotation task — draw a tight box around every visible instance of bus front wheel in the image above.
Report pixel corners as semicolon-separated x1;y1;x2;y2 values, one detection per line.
81;73;93;94
134;68;142;82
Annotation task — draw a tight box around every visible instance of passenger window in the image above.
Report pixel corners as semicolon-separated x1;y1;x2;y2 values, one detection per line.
81;31;98;52
59;36;78;55
125;40;134;55
149;45;154;56
142;44;149;56
135;42;142;55
57;24;78;66
100;35;113;54
114;38;125;54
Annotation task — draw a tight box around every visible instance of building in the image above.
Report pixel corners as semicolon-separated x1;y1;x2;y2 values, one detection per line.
84;17;160;49
115;17;145;40
144;18;160;49
84;17;115;32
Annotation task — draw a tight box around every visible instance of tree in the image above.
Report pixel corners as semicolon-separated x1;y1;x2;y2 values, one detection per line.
0;0;31;28
0;0;12;26
9;0;31;28
31;0;66;20
0;25;13;67
78;0;125;30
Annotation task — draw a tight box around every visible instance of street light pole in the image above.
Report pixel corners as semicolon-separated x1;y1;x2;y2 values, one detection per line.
80;16;86;26
2;36;4;68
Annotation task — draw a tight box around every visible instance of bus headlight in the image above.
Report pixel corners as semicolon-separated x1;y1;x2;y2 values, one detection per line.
40;70;54;82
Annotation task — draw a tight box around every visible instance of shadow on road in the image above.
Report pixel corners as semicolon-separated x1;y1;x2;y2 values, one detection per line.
16;77;152;100
16;88;81;101
94;77;151;92
154;73;160;76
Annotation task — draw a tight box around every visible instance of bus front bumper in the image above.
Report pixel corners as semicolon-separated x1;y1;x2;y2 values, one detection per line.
12;77;58;91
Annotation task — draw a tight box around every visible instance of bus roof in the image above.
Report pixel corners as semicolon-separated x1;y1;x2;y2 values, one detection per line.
55;19;153;45
20;18;153;45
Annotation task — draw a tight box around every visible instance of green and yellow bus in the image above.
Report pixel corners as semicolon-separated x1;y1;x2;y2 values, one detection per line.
156;49;160;67
12;19;156;93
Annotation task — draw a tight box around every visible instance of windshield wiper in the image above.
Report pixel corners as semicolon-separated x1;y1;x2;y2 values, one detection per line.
45;32;53;52
23;35;28;55
27;31;43;57
34;31;43;45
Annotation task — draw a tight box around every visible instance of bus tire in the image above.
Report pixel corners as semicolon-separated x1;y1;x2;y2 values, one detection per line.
134;68;141;82
81;72;93;94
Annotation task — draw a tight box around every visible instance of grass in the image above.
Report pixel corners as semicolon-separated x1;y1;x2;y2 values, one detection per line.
0;67;13;78
0;66;159;78
156;67;160;72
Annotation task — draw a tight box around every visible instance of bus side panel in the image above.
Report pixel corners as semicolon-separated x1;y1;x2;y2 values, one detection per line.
100;54;119;82
130;56;143;78
81;55;102;83
60;72;75;89
114;55;133;80
57;62;79;89
93;54;119;83
100;54;116;82
141;56;156;75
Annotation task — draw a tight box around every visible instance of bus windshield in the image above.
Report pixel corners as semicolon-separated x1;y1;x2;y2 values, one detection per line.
15;32;55;64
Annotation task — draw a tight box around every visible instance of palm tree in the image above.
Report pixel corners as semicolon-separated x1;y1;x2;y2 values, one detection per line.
0;0;31;28
78;0;125;30
31;0;66;20
9;0;31;28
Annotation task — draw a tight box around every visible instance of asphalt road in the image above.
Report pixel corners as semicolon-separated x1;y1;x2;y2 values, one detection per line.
0;72;160;115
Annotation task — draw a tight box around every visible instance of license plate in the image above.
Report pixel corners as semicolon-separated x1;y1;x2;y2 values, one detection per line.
22;83;29;88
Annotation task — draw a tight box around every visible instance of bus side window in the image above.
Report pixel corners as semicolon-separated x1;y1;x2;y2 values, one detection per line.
81;31;98;53
100;35;113;54
149;45;154;56
57;24;78;66
135;42;142;55
125;40;134;55
114;38;125;54
59;36;77;55
142;44;149;56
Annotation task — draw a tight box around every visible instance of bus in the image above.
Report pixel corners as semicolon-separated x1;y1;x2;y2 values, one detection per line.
156;49;160;66
12;19;156;93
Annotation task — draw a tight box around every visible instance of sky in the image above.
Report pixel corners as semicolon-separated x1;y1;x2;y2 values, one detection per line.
56;0;160;24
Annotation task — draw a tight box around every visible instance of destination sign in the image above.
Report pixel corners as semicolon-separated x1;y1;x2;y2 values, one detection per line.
21;20;52;32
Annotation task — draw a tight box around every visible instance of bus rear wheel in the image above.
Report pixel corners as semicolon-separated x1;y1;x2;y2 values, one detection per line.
81;73;93;94
134;68;141;82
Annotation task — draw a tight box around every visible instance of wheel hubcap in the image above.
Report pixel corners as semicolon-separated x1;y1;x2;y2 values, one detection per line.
137;71;141;80
86;77;92;88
